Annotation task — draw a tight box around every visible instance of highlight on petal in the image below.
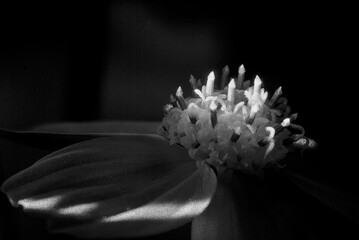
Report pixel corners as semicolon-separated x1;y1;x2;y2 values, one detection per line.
56;161;216;238
1;135;217;238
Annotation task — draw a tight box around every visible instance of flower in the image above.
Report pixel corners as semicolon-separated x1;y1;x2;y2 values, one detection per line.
159;67;308;177
0;66;356;240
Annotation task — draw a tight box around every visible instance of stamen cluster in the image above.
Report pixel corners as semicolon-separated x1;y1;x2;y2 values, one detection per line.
159;65;308;175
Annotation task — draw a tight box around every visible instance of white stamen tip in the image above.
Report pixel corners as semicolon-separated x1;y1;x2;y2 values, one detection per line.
238;64;245;74
176;86;183;96
228;78;236;88
210;100;217;111
250;104;260;114
254;75;262;85
253;75;262;94
265;126;275;139
227;79;236;104
206;71;215;96
187;103;199;109
208;71;215;81
281;118;291;127
194;89;205;100
233;101;244;113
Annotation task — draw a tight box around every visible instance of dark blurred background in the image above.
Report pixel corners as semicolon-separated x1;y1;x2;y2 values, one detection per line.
0;1;355;240
1;1;343;132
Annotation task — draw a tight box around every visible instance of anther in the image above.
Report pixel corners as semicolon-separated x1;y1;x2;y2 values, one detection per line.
220;65;230;89
189;75;197;97
170;94;178;107
163;104;173;115
267;86;282;107
176;86;187;110
237;64;245;90
210;101;218;128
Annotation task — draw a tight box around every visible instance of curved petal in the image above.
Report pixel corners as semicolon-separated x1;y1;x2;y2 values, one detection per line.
0;121;160;151
0;127;121;151
32;120;161;134
2;135;217;238
191;170;242;240
287;171;359;223
284;151;359;223
192;171;316;240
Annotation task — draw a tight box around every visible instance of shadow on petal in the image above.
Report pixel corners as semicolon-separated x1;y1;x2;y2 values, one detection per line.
32;121;161;134
2;135;217;238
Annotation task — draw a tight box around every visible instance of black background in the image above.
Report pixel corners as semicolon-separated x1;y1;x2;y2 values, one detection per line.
0;1;356;240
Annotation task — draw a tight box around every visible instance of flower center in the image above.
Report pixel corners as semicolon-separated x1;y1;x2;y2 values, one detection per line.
159;65;313;176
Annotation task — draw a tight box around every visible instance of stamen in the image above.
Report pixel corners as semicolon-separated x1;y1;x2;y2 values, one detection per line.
233;102;244;113
187;103;199;109
247;104;259;123
289;113;298;121
220;65;230;89
205;71;215;96
253;75;262;94
176;86;187;110
227;79;236;107
189;75;197;97
281;118;291;127
210;100;218;128
274;117;291;135
258;126;275;146
194;89;205;100
289;123;305;137
264;126;275;159
292;137;317;149
265;141;275;159
265;126;275;139
170;94;178;107
268;86;282;107
237;64;245;90
163;104;173;115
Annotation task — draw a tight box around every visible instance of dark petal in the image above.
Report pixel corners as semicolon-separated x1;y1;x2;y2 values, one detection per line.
0;121;158;151
284;150;359;224
2;136;217;238
0;127;121;151
286;171;359;223
32;120;160;134
192;170;316;240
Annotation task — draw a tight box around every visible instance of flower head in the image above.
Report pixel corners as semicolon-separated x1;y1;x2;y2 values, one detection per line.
159;65;313;175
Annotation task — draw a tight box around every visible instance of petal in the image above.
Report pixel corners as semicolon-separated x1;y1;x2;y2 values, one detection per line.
284;151;359;223
192;170;315;240
32;120;160;134
287;171;359;223
2;135;217;238
0;127;119;151
0;122;158;151
191;170;242;240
